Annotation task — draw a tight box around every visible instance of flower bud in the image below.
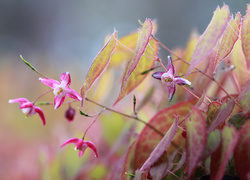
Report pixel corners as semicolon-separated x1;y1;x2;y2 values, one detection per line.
65;107;76;122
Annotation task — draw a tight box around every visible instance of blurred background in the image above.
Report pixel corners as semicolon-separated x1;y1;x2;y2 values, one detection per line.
0;0;248;179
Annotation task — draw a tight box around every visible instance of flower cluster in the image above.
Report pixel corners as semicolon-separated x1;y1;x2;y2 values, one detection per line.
9;72;97;158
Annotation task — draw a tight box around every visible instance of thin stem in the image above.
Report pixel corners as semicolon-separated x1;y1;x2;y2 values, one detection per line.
181;86;209;106
157;58;168;72
230;71;241;93
85;97;165;137
33;89;53;104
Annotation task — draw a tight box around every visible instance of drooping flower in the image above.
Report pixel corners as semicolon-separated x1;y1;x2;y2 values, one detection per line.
39;72;82;109
61;138;98;158
8;98;46;125
152;56;191;101
65;106;76;122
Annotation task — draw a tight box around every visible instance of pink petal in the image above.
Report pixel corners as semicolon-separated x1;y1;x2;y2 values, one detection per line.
174;77;191;86
152;72;165;80
167;84;176;102
167;56;175;75
54;96;66;109
39;78;60;89
9;98;29;104
60;72;71;87
78;150;84;157
60;138;79;148
66;88;82;101
85;141;98;158
20;102;34;109
34;106;46;126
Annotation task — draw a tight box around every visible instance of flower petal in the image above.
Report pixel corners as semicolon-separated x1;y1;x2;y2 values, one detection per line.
54;96;66;109
152;72;165;80
167;84;176;102
39;78;60;89
34;106;46;126
85;141;98;158
78;150;84;157
60;72;71;87
167;56;175;75
66;88;82;101
20;102;34;109
9;98;29;104
60;138;80;148
174;77;191;86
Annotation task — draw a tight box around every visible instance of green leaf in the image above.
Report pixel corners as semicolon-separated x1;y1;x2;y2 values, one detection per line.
229;113;249;130
81;30;117;105
210;125;239;180
186;106;207;180
186;5;230;76
234;119;250;180
114;19;155;106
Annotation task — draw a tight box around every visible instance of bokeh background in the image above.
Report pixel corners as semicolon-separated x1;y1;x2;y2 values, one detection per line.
0;0;248;179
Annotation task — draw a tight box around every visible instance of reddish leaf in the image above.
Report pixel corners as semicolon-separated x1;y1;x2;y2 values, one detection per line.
213;13;241;73
186;106;207;180
186;5;230;76
121;141;136;180
237;79;250;116
207;98;235;133
134;100;196;170
114;19;154;105
210;125;239;180
234;119;250;180
140;116;179;171
207;101;222;123
241;4;250;72
172;151;186;173
80;30;117;104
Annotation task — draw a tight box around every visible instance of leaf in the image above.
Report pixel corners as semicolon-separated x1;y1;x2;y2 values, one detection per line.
80;30;117;105
134;100;195;170
229;113;249;130
237;79;250;116
113;38;158;106
241;4;250;72
210;125;239;180
186;106;207;180
213;13;241;73
113;19;154;106
234;119;250;180
140;116;179;171
121;141;136;180
201;129;221;160
207;98;235;133
186;5;230;76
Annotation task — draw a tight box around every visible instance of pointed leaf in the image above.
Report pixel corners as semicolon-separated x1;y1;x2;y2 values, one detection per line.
140;116;179;171
210;125;239;180
114;19;153;105
81;30;117;103
214;13;241;72
134;100;196;170
186;106;207;180
114;38;158;105
208;98;235;133
186;5;230;76
234;119;250;180
241;4;250;72
237;79;250;116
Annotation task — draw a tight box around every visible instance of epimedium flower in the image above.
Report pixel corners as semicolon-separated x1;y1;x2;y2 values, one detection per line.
152;56;191;101
65;106;76;122
61;138;98;158
39;72;82;109
8;98;46;126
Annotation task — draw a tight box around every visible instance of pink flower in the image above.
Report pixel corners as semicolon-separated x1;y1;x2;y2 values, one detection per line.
8;98;46;126
39;72;82;109
152;56;191;101
61;138;98;158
